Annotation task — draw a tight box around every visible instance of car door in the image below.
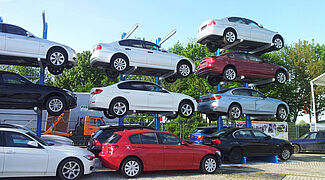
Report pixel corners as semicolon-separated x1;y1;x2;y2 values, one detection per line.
250;89;274;114
300;132;320;151
233;130;263;156
117;81;148;110
2;131;49;176
246;19;268;43
0;24;5;51
228;17;250;39
231;89;255;114
117;39;147;65
143;82;173;111
0;131;4;176
143;41;172;68
251;130;277;155
158;132;194;170
4;24;40;55
245;54;275;78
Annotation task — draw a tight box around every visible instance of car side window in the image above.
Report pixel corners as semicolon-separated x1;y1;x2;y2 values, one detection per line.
128;40;143;49
232;89;251;96
129;134;141;144
232;53;246;60
246;54;263;62
143;41;160;51
4;131;34;148
2;73;27;85
306;133;317;139
5;24;27;36
250;90;265;98
143;83;163;92
0;24;3;33
159;133;181;145
234;130;253;138
228;17;240;23
140;133;159;144
0;131;4;146
90;118;97;126
251;130;267;139
119;40;129;46
118;82;146;91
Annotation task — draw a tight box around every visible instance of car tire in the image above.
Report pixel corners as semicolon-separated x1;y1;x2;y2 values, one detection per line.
207;76;221;86
57;158;83;180
47;48;68;68
229;148;243;164
200;155;219;174
279;146;292;161
223;29;237;44
223;67;237;81
120;157;142;178
275;70;287;84
103;110;116;119
293;144;300;154
273;36;284;50
110;99;128;117
48;66;65;75
207;113;220;121
165;75;178;83
276;105;288;121
206;43;218;53
46;96;65;116
228;104;242;120
105;69;119;79
111;55;129;73
178;101;194;118
177;61;192;78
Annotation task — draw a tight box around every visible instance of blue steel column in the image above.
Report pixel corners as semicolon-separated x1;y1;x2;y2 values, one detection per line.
216;49;223;130
154;38;161;130
245;83;251;128
0;17;3;22
118;32;127;126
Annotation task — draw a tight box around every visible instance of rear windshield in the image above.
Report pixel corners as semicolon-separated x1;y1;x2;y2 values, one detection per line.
210;128;233;137
193;128;218;134
106;134;121;143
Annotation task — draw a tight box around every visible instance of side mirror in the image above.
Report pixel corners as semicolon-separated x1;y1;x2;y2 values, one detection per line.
264;136;271;140
27;141;38;148
26;32;34;38
258;24;263;28
181;140;188;145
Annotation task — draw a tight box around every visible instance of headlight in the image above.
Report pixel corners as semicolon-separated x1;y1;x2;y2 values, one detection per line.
215;150;221;157
84;155;95;160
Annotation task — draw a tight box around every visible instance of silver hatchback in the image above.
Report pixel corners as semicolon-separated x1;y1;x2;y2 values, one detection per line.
198;87;289;121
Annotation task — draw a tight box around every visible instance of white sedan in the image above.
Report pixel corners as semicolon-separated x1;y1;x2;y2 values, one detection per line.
90;39;195;83
197;17;284;52
88;80;197;119
0;22;77;75
0;127;95;180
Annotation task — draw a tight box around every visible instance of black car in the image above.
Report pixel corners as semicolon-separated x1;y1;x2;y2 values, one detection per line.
290;131;325;153
87;125;154;156
0;71;77;116
203;127;294;163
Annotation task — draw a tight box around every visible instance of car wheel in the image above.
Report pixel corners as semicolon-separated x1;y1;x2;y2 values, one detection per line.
207;76;221;86
275;70;287;84
48;66;65;75
179;101;194;118
273;36;284;50
110;99;128;117
105;69;119;79
207;113;220;121
177;61;192;78
200;155;218;174
57;158;83;180
276;105;288;121
293;144;300;154
228;104;242;120
223;67;237;81
103;110;116;119
47;48;67;68
111;55;129;73
279;147;292;161
121;157;142;178
46;96;65;116
223;29;237;44
229;148;243;164
165;75;178;83
206;43;218;52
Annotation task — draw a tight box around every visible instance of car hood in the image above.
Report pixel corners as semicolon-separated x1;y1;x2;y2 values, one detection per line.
41;135;73;145
271;137;291;144
47;145;92;155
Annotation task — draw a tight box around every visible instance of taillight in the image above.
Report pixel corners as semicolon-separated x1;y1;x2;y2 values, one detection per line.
208;58;215;63
96;44;102;51
108;145;119;154
212;139;221;145
197;135;204;140
92;140;101;147
92;89;103;95
210;95;221;101
198;99;202;103
208;20;216;26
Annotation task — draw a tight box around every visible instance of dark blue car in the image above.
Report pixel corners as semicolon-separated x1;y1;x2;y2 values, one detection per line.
290;131;325;153
189;126;220;144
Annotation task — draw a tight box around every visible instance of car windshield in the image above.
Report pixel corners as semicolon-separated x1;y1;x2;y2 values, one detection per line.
27;132;50;146
299;133;310;139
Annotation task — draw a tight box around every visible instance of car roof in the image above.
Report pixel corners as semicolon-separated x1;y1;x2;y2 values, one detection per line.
99;124;152;130
197;126;218;129
118;39;160;46
0;127;29;134
114;129;174;136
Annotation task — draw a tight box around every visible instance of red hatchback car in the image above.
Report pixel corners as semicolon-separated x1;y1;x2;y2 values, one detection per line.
99;130;221;178
197;52;289;86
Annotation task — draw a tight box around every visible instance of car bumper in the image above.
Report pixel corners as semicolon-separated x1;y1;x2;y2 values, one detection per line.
66;95;77;109
198;101;228;114
90;50;116;68
197;26;224;44
88;94;111;110
99;153;121;171
81;157;95;175
67;49;78;66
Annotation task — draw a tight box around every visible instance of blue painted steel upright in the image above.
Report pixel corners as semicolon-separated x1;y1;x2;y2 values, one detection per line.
216;49;223;130
154;38;162;130
118;32;127;126
244;83;251;128
0;17;3;22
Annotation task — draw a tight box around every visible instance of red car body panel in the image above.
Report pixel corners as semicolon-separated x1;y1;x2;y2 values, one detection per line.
99;130;220;172
197;52;288;79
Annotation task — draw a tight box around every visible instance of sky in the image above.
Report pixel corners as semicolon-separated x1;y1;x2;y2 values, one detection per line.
0;0;324;53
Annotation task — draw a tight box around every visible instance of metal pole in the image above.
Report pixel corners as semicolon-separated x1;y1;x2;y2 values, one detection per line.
154;76;160;130
118;74;125;125
310;82;317;131
216;49;223;130
0;17;3;22
245;83;251;128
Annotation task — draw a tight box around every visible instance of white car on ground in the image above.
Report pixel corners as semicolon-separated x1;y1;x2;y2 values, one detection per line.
0;127;95;180
88;80;198;119
90;39;195;83
197;17;284;52
0;22;77;75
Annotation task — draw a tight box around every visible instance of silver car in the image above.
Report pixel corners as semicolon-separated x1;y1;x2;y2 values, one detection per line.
197;17;284;52
198;87;289;121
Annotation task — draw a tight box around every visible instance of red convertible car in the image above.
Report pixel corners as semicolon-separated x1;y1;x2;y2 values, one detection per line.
99;130;221;178
197;52;289;86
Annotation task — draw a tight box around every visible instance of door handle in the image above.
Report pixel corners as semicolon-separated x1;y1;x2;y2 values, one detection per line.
5;150;15;154
125;48;131;50
7;36;14;39
148;93;154;96
147;51;153;54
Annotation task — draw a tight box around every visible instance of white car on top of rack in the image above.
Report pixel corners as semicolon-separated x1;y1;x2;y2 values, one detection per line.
90;39;195;83
88;80;198;119
197;17;284;52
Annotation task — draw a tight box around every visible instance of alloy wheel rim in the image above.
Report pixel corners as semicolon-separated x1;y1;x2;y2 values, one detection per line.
114;58;127;71
181;104;193;116
282;149;290;160
277;72;286;84
205;158;217;173
179;64;190;77
274;38;283;49
62;161;80;180
279;107;287;119
50;52;65;66
225;69;236;80
49;99;63;112
226;32;235;43
231;107;241;118
124;160;139;177
113;102;126;115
